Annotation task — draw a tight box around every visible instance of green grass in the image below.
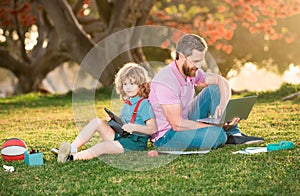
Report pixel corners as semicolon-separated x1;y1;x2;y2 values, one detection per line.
0;84;299;195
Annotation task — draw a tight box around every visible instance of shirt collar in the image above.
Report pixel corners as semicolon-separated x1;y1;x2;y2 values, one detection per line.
123;96;143;105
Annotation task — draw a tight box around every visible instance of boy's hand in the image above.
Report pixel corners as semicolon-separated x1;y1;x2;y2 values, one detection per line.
122;123;135;134
105;114;111;121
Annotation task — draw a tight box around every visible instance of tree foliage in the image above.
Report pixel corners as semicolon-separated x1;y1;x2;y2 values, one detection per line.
149;0;300;75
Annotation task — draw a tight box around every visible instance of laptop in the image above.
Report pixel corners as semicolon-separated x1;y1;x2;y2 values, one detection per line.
197;96;258;125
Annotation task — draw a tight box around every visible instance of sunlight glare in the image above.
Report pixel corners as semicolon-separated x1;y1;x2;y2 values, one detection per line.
83;4;90;15
227;69;238;78
245;62;257;71
25;25;39;51
283;64;300;84
84;8;91;15
42;39;48;48
0;35;6;42
0;28;5;42
228;63;283;91
228;62;300;92
12;31;19;40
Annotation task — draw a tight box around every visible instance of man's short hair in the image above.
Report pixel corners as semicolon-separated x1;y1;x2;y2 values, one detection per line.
175;34;207;60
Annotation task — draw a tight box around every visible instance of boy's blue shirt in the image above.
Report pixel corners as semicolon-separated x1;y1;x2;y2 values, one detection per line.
120;96;154;125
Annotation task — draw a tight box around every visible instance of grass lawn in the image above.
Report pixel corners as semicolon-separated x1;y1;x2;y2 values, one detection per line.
0;84;299;195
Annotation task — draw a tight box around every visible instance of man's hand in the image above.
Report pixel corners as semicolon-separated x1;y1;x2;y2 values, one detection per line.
223;117;240;131
213;103;226;118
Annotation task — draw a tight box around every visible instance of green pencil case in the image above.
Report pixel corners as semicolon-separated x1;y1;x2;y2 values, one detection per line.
267;140;294;152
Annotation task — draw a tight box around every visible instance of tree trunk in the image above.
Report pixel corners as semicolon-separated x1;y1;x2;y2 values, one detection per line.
0;0;156;94
15;73;42;94
95;0;156;86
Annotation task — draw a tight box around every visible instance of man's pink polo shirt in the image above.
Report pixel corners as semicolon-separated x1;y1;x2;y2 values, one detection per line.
149;61;206;142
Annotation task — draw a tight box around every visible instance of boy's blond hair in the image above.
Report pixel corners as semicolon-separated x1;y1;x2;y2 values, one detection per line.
114;63;151;99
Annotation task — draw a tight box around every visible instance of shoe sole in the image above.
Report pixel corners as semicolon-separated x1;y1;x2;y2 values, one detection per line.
51;148;59;155
57;142;71;163
244;140;264;145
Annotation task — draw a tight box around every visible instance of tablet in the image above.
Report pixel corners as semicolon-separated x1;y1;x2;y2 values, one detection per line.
104;108;124;125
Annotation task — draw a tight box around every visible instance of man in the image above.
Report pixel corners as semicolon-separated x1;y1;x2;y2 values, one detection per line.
148;34;263;149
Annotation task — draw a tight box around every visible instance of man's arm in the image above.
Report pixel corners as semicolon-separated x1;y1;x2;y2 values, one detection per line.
161;104;211;131
204;72;231;117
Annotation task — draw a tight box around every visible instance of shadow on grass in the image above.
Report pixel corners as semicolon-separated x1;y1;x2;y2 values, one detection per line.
0;87;113;110
1;84;299;111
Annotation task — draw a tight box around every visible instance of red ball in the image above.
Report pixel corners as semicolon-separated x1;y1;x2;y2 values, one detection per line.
148;150;159;158
1;138;27;161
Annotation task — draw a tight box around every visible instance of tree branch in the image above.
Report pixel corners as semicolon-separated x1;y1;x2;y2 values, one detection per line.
0;46;26;77
31;0;47;59
72;0;84;15
107;0;128;32
135;0;156;26
13;0;30;63
77;15;99;24
94;0;112;27
40;0;94;63
148;14;195;25
80;19;106;34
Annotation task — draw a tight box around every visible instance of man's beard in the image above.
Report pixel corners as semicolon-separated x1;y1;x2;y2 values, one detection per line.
183;61;198;77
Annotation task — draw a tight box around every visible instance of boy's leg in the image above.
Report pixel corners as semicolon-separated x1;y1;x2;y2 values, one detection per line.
72;118;115;149
58;118;118;162
73;141;124;160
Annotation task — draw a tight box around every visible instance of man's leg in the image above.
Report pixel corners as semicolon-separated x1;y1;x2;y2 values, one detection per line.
188;85;263;145
155;85;228;149
188;85;220;120
188;85;240;136
153;126;227;149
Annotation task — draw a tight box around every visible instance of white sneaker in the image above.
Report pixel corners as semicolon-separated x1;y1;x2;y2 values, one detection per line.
57;142;71;163
51;148;59;155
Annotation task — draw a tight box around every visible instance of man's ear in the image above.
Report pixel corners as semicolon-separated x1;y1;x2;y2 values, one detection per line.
177;53;185;63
